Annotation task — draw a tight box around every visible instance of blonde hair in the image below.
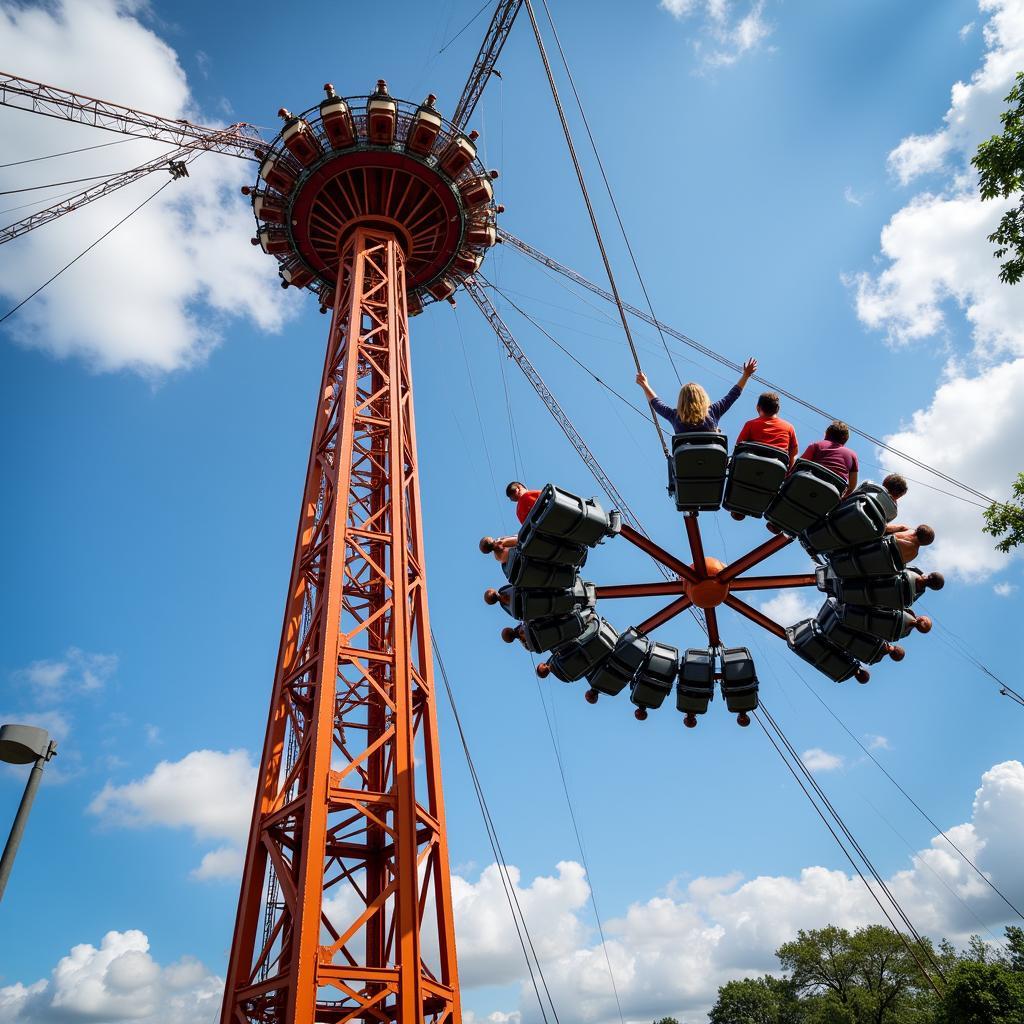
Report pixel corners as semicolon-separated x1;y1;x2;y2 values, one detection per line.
676;382;711;425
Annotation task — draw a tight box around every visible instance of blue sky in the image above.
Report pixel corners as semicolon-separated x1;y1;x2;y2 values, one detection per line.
0;1;1021;1022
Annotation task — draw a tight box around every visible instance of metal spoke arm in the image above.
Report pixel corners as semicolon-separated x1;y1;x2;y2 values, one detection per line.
0;72;263;158
684;514;707;576
616;523;698;583
1;145;199;245
718;534;793;584
723;595;787;640
635;595;694;636
451;0;523;131
729;573;817;591
595;581;687;599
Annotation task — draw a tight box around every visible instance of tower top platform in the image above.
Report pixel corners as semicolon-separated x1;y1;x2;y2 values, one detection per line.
245;80;501;314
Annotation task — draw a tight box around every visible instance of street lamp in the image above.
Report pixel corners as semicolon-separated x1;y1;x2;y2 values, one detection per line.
0;724;57;902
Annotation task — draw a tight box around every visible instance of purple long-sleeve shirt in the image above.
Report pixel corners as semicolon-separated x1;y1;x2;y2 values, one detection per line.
650;384;743;434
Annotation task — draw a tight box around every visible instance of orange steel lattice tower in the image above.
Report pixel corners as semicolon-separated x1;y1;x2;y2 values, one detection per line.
221;84;500;1024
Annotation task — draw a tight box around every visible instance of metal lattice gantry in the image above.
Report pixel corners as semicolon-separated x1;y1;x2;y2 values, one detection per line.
218;76;508;1024
221;227;460;1024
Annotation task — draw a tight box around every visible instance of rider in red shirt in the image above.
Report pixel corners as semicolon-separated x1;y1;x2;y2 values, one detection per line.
736;391;799;467
480;482;542;564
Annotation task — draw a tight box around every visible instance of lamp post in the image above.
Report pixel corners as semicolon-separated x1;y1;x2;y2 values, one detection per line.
0;724;57;902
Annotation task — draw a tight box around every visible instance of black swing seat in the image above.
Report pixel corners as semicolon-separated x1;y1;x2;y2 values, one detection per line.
827;535;905;579
787;618;861;682
720;647;759;713
677;648;715;716
497;579;596;621
503;549;579;590
723;441;790;518
815;564;917;610
588;627;650;697
764;459;847;536
519;609;595;654
668;432;729;512
816;600;890;664
546;616;619;682
802;483;898;554
834;603;915;642
629;639;680;711
521;483;618;547
516;522;589;569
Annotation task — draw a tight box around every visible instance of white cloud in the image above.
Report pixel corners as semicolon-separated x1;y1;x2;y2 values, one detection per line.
850;191;1024;357
0;0;297;374
878;358;1023;580
0;929;221;1024
866;734;891;750
757;590;818;626
15;646;117;703
459;761;1024;1024
843;185;864;206
886;0;1024;185
994;581;1017;596
800;747;844;772
191;844;244;881
453;861;591;988
88;748;255;877
660;0;773;69
850;0;1024;581
960;20;977;40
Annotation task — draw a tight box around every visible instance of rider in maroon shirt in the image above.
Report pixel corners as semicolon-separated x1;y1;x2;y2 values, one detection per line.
801;421;859;497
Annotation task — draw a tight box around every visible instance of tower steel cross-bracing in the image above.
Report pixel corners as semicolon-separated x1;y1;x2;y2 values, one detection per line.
222;227;460;1024
219;83;501;1024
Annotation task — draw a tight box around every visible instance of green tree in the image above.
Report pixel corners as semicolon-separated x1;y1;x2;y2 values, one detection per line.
984;473;1024;553
1004;926;1024;972
651;1018;680;1024
776;925;935;1024
973;71;1024;284
708;975;803;1023
936;960;1024;1023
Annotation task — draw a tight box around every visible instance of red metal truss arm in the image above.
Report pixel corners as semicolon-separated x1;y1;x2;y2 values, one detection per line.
616;524;698;583
0;145;198;245
683;514;707;576
595;581;687;599
723;594;787;640
0;72;263;158
729;573;817;591
717;534;793;584
704;607;722;647
451;0;523;131
635;595;694;636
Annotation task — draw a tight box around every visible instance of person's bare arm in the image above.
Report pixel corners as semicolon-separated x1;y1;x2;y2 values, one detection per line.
843;469;858;498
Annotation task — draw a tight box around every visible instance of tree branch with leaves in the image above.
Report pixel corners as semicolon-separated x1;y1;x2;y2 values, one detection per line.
973;71;1024;284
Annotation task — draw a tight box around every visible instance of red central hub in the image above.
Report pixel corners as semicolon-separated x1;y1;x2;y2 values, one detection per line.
684;555;730;609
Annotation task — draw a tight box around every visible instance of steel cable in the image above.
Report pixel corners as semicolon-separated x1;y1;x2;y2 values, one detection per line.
432;632;560;1024
758;702;946;990
787;659;1024;920
536;0;683;386
0;176;174;326
522;0;668;458
753;706;945;997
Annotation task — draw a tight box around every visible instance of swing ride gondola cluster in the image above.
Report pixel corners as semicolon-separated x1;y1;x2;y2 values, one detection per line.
0;0;1010;1021
483;456;944;728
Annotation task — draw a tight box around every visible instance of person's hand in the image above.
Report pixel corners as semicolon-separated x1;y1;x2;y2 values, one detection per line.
741;357;758;378
636;371;649;389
